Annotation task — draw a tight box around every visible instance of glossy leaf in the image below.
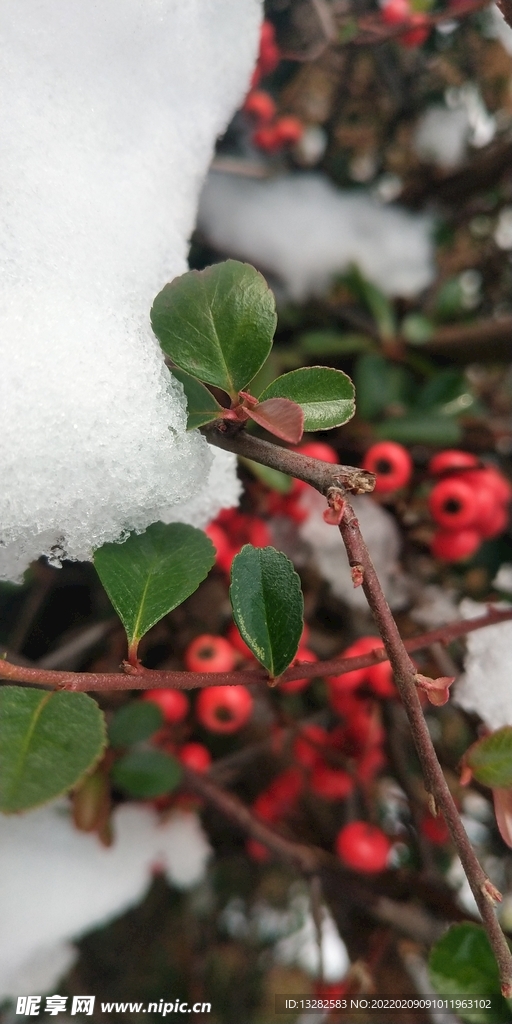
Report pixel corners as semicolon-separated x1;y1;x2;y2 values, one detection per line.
465;727;512;789
247;397;304;444
170;367;223;430
108;701;164;749
111;749;182;799
94;522;215;657
493;788;512;849
151;260;277;397
230;545;303;678
429;924;510;1023
259;367;355;432
0;686;106;813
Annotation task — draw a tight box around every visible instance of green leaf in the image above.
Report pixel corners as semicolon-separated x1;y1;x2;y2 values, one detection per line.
170;367;223;430
434;277;466;321
344;265;397;339
240;458;292;494
401;313;434;345
417;370;474;416
259;367;355;432
151;260;277;397
0;686;106;813
466;727;512;789
230;545;303;678
108;701;164;749
376;415;462;445
429;924;510;1023
111;749;182;799
354;353;414;421
94;522;215;658
297;331;373;356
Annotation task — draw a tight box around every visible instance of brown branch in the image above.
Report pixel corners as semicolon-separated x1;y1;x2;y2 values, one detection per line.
1;606;511;692
202;422;375;495
181;766;322;873
335;492;512;995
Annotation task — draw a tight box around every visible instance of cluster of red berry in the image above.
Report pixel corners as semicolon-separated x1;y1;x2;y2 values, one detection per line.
243;21;304;153
427;450;511;563
360;441;510;562
381;0;431;47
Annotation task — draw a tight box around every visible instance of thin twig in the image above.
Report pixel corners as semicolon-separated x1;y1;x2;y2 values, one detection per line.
336;494;512;995
1;606;511;691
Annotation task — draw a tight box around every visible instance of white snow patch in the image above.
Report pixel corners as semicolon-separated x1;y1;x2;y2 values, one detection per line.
198;172;435;302
299;489;409;611
485;4;512;55
454;600;512;729
0;802;212;997
274;895;349;982
413;106;470;169
0;0;260;582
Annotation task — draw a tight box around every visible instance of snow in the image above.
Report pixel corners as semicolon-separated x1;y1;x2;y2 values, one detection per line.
0;802;212;997
299;490;409;611
413;105;470;169
0;0;260;583
454;600;512;729
486;4;512;55
198;171;435;301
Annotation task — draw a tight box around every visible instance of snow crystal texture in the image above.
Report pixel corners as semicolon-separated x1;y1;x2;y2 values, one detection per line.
454;600;512;730
0;0;259;582
0;803;212;997
198;171;434;301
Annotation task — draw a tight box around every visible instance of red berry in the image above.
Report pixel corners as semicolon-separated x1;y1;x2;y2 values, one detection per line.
178;742;212;773
293;724;330;768
143;688;189;724
421;813;450;845
462;467;512;507
362;442;413;493
431;528;480;562
356;746;387;783
335;821;391;873
382;0;410;23
243;89;276;123
247;518;272;547
184;635;237;674
428;450;479;476
310;763;354;800
366;652;396;698
253;791;280;822
267;767;304;808
327;636;379;693
274;116;304;146
195;685;253;734
478;502;508;540
253;125;282;152
400;13;430;46
258;21;280;76
428;476;478;530
280;646;318;693
296;442;338;464
246;837;271;861
204;523;231;566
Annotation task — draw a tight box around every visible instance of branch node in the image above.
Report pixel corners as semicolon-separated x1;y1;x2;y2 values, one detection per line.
482;879;503;905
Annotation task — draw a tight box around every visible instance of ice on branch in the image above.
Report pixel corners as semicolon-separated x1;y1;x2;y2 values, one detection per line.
198;171;434;301
0;803;211;997
454;600;512;730
0;0;260;582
